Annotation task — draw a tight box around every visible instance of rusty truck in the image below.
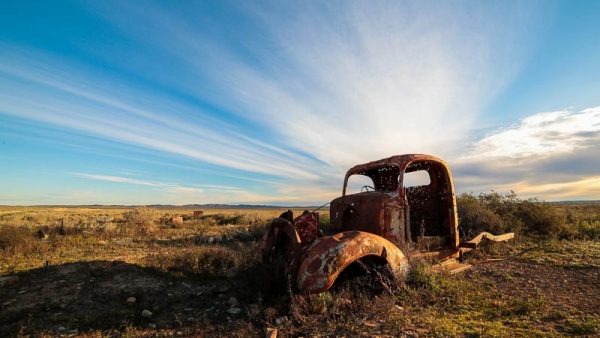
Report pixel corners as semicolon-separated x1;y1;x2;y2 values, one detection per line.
260;154;514;293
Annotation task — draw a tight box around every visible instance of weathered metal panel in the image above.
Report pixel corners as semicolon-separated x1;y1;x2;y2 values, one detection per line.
296;231;409;293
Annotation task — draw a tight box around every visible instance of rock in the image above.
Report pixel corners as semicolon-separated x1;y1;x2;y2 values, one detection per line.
227;297;239;307
266;327;278;338
126;297;136;304
227;307;242;315
141;309;153;318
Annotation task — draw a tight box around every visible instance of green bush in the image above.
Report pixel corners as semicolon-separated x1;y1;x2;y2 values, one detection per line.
457;191;567;238
516;200;565;236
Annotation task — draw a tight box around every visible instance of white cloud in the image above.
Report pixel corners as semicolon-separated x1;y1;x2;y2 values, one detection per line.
465;107;600;161
454;107;600;201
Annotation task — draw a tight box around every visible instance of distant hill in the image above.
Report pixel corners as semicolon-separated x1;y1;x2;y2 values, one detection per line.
3;204;323;209
549;200;600;205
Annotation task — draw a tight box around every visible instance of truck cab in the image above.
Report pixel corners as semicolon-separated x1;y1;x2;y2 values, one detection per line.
330;154;459;258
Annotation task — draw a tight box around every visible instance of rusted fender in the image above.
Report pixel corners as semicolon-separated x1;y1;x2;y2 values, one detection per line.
296;231;409;293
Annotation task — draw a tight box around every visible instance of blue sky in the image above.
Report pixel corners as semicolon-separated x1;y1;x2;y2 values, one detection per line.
1;0;599;205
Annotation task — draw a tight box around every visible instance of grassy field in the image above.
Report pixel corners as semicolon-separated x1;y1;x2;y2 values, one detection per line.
0;200;599;337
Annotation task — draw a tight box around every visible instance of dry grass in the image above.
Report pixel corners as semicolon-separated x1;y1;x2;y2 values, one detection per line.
0;204;599;336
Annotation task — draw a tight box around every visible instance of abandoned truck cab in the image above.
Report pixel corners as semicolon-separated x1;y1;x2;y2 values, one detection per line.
260;154;513;294
330;154;459;257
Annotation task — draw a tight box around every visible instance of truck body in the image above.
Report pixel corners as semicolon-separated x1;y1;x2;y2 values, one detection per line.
260;154;513;293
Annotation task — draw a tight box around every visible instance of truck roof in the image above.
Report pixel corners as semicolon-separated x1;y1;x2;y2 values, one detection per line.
345;153;449;177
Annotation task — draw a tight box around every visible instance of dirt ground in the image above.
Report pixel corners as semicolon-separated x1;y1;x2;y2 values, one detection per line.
1;254;599;337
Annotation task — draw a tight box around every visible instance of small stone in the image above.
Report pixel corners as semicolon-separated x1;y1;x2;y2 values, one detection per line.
227;307;242;315
275;316;286;325
227;297;239;307
141;309;153;318
126;297;136;304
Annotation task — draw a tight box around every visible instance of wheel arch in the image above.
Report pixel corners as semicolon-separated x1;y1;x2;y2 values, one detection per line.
296;231;409;293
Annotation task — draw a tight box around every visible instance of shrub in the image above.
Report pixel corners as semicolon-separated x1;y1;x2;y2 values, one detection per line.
0;226;31;253
0;225;50;257
563;318;598;335
456;193;506;238
516;200;565;236
122;207;157;234
457;191;566;238
405;260;439;291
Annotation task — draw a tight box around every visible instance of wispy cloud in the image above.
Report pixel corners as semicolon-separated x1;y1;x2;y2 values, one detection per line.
73;173;164;187
3;1;577;203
